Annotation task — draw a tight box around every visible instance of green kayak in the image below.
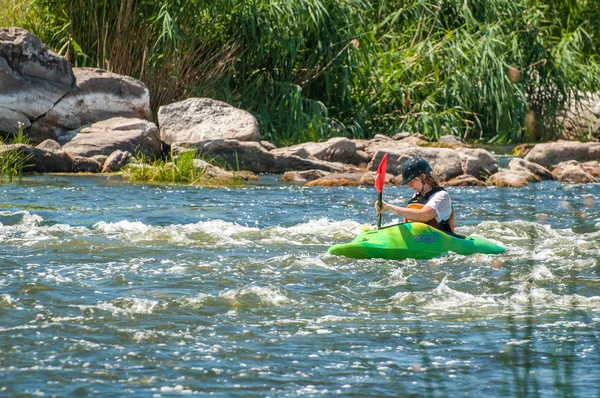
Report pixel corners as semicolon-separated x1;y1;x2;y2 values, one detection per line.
328;222;505;260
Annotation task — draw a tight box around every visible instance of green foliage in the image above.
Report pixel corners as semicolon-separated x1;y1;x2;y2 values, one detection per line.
3;0;600;144
0;124;34;183
124;150;241;186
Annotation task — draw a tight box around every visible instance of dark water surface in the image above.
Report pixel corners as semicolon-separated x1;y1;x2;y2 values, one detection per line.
1;175;599;396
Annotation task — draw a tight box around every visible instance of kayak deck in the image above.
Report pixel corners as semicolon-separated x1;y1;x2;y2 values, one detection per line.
328;222;505;260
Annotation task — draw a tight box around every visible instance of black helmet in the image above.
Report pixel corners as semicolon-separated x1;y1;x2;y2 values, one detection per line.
400;157;432;185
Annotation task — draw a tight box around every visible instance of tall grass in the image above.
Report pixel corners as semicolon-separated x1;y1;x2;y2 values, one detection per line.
0;125;34;182
2;0;600;144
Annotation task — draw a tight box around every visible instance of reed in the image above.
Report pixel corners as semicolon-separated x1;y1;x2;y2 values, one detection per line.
0;124;34;182
124;150;241;186
3;0;600;145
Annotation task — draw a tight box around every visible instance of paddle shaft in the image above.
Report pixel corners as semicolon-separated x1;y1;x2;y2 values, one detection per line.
377;192;383;228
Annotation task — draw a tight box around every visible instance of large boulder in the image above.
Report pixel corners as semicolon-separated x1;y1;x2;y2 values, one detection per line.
174;139;357;174
0;142;74;172
31;68;152;143
158;98;260;148
455;148;498;180
367;147;463;182
551;161;597;184
508;158;553;180
486;170;536;187
271;137;371;166
524;141;600;169
0;28;75;134
62;117;160;160
281;169;331;183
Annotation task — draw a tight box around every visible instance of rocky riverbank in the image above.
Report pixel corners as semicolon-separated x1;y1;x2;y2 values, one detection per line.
1;28;599;186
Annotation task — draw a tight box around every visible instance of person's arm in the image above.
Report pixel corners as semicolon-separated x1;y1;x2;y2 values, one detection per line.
375;200;437;222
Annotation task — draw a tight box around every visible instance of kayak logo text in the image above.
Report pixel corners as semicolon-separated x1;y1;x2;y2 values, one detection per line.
414;235;436;244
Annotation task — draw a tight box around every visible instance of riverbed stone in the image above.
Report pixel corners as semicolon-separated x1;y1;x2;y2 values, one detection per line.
62;117;160;160
368;147;463;182
305;172;364;187
551;160;597;183
438;135;467;148
443;174;486;187
158;98;260;148
456;148;498;180
173;139;356;174
102;150;132;172
281;169;331;183
271;137;370;166
582;160;600;177
486;170;536;187
508;158;554;180
0;143;74;172
524;141;600;169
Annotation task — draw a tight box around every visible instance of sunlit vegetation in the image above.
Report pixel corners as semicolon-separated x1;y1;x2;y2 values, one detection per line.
2;0;599;144
0;124;34;182
123;150;243;186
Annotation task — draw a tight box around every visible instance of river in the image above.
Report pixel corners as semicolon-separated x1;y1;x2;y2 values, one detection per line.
1;174;599;396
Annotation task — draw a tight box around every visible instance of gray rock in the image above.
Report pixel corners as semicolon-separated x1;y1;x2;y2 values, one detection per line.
485;170;536;187
102;150;132;172
158;98;260;148
173;139;356;174
62;117;160;159
551;160;597;184
508;158;553;180
438;135;467;148
443;174;486;187
281;169;331;183
455;148;499;180
0;28;75;133
368;147;463;182
272;137;371;166
0;143;74;172
73;156;102;172
524;141;600;169
30;67;152;143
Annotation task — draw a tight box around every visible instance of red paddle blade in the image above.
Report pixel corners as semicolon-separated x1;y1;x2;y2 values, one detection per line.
374;153;388;193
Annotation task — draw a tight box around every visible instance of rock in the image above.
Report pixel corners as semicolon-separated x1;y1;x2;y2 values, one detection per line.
485;170;535;187
582;160;600;177
281;169;331;183
524;141;600;169
443;175;486;187
305;172;364;187
158;98;260;148
368;147;463;182
271;137;371;166
508;158;553;180
392;132;411;140
102;150;132;172
359;171;399;187
29;67;152;143
0;28;75;134
173;139;357;174
261;141;277;151
62;117;160;159
551;161;597;183
455;148;498;180
511;144;535;157
0;143;74;172
192;158;235;182
73;156;102;172
438;135;467;148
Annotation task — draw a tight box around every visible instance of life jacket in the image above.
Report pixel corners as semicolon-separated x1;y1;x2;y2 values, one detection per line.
405;187;455;233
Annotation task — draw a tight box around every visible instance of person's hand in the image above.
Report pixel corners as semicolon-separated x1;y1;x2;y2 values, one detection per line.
375;200;387;214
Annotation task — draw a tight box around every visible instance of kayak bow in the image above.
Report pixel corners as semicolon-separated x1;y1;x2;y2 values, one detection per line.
328;222;505;260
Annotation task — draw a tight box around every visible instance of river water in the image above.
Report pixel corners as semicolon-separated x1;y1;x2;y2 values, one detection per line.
1;174;599;397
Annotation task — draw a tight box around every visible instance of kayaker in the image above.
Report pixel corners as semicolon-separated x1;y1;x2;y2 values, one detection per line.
375;157;455;233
